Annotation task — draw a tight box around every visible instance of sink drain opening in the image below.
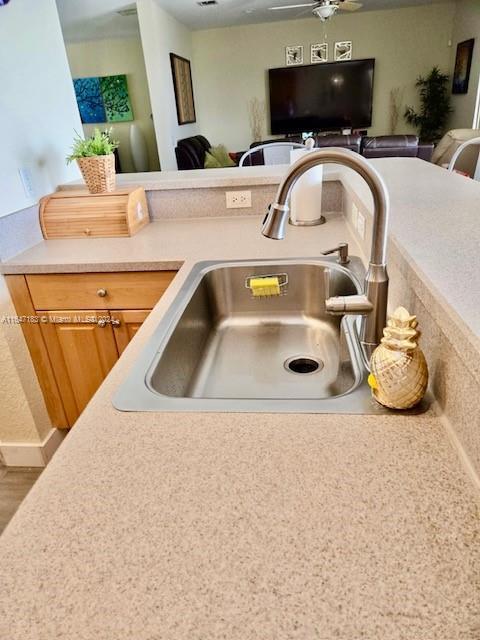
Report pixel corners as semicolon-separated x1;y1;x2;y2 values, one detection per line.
284;356;324;375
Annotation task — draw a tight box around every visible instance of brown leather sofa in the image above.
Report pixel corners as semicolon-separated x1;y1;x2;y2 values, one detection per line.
175;135;212;171
175;134;434;170
315;134;362;153
246;134;433;163
361;135;434;161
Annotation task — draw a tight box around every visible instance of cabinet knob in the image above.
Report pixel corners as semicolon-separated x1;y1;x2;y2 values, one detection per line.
84;229;92;236
97;288;108;298
97;319;107;328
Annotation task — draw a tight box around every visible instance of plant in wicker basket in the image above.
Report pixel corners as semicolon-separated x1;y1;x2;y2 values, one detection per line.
67;128;119;194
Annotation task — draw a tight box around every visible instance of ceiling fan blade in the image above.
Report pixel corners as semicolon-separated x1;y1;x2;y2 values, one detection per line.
268;3;316;10
339;1;363;11
295;5;318;17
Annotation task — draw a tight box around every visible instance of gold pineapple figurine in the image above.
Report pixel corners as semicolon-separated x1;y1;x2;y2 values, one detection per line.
369;306;428;410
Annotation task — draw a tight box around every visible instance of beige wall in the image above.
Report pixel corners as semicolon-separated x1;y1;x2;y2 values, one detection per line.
137;0;200;171
66;37;160;173
449;0;480;129
192;3;456;151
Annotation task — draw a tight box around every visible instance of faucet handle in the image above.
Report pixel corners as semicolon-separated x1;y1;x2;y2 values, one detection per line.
322;242;350;265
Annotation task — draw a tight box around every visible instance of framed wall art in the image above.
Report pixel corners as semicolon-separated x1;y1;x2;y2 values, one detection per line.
170;53;197;125
334;41;353;61
311;43;328;64
73;74;133;124
452;39;475;95
286;45;304;66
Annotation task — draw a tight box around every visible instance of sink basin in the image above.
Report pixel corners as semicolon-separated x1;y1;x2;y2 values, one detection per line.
114;258;402;414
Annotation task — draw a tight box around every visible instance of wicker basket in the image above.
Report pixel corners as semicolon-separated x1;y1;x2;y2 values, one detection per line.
77;154;116;194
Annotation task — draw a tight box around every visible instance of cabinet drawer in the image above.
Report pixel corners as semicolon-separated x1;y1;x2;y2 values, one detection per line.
26;271;176;311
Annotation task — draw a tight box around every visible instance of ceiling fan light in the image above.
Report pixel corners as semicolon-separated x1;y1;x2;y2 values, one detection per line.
312;4;338;21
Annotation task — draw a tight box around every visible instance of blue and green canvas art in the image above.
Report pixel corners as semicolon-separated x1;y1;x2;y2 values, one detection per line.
100;75;134;122
73;74;133;124
73;77;106;124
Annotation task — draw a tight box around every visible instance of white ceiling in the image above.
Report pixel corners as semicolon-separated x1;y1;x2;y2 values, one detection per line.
55;0;140;42
56;0;452;40
154;0;453;30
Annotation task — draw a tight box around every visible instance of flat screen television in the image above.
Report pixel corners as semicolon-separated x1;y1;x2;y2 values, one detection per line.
269;58;375;134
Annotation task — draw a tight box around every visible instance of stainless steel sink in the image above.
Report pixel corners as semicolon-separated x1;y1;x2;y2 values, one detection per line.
113;258;423;414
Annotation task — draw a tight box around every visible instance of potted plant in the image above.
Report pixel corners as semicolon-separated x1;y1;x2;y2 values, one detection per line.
404;67;452;144
67;128;119;194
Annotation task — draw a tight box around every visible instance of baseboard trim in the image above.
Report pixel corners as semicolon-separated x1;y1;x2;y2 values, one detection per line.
0;428;66;467
432;400;480;493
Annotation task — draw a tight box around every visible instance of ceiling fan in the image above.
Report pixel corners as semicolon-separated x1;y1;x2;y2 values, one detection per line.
268;0;363;22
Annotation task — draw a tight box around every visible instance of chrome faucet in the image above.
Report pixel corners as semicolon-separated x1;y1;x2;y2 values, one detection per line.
262;147;389;356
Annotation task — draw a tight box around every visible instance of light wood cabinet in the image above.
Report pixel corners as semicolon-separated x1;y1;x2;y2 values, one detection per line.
6;272;176;429
26;271;174;311
111;310;151;355
39;311;119;425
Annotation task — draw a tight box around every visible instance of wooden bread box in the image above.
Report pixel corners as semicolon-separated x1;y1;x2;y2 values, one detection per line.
40;187;150;239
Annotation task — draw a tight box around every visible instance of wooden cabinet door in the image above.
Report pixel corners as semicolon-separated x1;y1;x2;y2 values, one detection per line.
39;311;119;426
112;310;151;355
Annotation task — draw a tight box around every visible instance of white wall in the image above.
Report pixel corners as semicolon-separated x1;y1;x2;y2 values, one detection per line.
192;3;456;151
66;37;160;172
0;0;82;218
449;0;480;129
137;0;199;170
0;0;83;451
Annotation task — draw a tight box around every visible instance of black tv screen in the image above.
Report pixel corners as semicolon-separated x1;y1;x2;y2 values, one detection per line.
269;58;375;134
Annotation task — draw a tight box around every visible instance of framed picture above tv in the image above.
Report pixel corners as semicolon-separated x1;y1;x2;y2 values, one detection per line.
286;46;304;66
311;43;328;64
452;38;475;95
170;53;197;125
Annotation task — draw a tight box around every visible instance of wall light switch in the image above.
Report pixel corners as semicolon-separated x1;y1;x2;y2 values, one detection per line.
18;168;35;199
226;190;252;209
357;212;366;240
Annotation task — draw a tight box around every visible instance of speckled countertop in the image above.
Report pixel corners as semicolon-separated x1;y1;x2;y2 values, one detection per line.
0;160;480;639
58;163;291;191
0;211;363;274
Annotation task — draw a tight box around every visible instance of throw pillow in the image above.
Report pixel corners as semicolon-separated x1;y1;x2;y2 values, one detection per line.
209;144;236;168
204;151;222;169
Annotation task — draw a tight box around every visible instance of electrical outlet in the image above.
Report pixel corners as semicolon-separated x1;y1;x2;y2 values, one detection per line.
357;211;366;240
226;190;252;209
19;167;35;199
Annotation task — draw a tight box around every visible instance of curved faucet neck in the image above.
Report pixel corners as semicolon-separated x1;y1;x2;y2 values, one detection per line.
261;147;390;352
262;147;390;267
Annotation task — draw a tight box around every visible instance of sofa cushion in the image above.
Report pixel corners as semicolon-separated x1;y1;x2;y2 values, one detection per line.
176;135;212;170
431;129;480;172
315;134;362;153
195;135;211;152
362;135;419;158
204;151;223;169
209;144;235;167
